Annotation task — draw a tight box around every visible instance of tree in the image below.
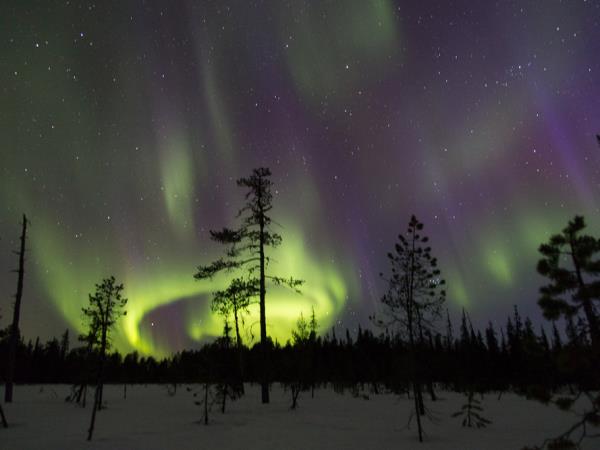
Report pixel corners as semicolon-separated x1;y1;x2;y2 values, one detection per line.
537;215;600;349
5;214;28;403
66;316;100;407
309;307;318;398
524;211;600;450
212;278;255;349
59;329;70;360
195;167;303;404
377;215;446;443
212;320;243;414
83;276;127;441
287;312;314;409
211;277;256;393
452;391;492;428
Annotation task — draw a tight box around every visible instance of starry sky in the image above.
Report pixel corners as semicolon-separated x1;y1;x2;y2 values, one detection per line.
1;0;600;356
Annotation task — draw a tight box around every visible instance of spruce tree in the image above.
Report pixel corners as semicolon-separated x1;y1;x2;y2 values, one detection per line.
195;167;303;404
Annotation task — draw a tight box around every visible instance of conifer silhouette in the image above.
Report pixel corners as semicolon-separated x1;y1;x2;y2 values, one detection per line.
195;168;303;404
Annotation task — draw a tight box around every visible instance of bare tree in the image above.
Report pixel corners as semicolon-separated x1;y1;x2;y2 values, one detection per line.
5;214;28;403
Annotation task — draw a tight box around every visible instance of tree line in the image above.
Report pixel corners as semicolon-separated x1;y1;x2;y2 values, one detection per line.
0;302;592;391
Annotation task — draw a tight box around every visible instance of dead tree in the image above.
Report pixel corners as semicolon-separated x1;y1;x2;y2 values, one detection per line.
5;214;28;403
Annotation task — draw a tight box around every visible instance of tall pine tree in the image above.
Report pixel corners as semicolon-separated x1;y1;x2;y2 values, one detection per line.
195;168;303;404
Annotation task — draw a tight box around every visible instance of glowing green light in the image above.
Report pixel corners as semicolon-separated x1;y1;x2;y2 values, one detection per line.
447;270;469;307
160;131;195;238
203;62;235;161
31;215;351;356
485;246;512;285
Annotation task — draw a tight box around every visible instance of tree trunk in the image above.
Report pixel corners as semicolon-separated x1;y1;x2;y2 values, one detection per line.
467;391;474;427
87;384;101;441
234;308;245;395
413;381;423;442
75;383;85;405
97;384;104;410
416;383;425;416
407;236;424;442
291;384;300;409
5;214;27;403
427;382;437;401
221;384;227;414
581;299;600;350
87;321;108;441
258;187;269;404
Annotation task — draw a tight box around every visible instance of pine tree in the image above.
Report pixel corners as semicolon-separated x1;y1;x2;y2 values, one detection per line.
377;215;446;443
525;208;600;450
537;215;600;349
195;168;303;404
83;276;127;441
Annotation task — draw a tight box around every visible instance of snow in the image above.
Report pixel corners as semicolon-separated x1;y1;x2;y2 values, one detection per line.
0;384;591;450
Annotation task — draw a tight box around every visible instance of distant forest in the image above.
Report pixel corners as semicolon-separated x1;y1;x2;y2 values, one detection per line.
0;304;594;391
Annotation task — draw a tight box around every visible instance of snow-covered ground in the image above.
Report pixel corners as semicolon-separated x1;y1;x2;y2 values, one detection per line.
0;384;591;450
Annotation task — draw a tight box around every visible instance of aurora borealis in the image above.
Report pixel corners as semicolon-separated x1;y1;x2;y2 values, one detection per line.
1;1;600;356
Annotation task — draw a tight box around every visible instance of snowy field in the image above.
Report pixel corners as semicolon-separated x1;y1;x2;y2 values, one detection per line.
0;384;591;450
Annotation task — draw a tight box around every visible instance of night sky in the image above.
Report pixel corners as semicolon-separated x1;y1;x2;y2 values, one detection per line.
2;0;600;356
